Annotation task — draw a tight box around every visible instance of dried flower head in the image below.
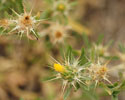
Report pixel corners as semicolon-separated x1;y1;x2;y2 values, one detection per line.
41;22;70;44
10;7;43;40
51;23;70;44
87;60;111;86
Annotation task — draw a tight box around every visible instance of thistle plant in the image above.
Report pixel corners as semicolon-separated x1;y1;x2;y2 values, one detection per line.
52;48;88;91
45;46;117;100
0;0;124;100
45;47;88;99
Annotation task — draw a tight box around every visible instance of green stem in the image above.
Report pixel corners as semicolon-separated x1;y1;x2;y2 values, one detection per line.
112;96;118;100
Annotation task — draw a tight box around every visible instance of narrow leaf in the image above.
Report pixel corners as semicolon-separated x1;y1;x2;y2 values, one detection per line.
64;85;72;100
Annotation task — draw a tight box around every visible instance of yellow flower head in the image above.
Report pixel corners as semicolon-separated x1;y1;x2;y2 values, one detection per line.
57;4;66;11
54;63;65;73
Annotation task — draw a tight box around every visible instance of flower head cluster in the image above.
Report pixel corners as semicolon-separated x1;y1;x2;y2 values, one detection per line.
48;47;112;93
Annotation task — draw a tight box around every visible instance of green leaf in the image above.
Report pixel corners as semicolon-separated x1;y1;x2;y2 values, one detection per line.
0;0;24;17
119;43;125;53
107;83;118;89
112;91;119;100
65;45;74;64
82;33;91;48
112;91;120;97
104;56;119;60
106;81;125;100
75;82;80;91
42;76;57;82
119;80;125;91
78;48;88;66
112;96;118;100
107;40;114;48
40;9;52;19
16;0;24;13
64;85;72;100
90;48;96;62
80;84;99;100
96;34;104;45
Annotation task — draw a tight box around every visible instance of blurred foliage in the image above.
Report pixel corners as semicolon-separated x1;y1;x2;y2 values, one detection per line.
0;0;23;17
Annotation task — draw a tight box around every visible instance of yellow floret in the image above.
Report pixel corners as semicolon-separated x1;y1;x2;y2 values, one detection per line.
57;4;65;11
54;63;65;73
